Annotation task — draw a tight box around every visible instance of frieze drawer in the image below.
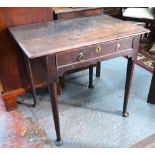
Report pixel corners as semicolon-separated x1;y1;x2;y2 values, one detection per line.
56;37;133;67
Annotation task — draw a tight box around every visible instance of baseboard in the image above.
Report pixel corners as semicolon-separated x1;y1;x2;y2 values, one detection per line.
0;80;3;93
2;88;28;111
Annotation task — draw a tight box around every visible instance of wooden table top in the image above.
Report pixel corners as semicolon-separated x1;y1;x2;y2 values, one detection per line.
9;14;149;59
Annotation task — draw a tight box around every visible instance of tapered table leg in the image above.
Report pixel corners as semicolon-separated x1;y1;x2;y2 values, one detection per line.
147;64;155;104
59;75;65;89
96;62;101;78
27;58;37;107
48;82;62;146
18;56;37;107
123;57;135;117
88;65;94;88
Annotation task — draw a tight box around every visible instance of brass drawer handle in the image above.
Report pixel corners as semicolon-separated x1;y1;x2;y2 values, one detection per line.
115;43;121;51
96;45;102;53
77;52;84;61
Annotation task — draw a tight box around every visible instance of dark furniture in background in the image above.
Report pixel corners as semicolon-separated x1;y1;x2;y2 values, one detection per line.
122;8;155;49
0;8;53;110
9;14;148;145
0;7;122;111
121;8;155;104
53;7;121;20
147;61;155;104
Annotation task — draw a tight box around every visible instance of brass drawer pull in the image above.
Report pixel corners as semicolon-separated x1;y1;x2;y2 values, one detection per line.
96;45;102;53
115;43;121;51
77;52;84;61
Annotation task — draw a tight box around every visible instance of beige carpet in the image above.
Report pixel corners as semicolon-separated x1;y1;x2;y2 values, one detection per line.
131;134;155;148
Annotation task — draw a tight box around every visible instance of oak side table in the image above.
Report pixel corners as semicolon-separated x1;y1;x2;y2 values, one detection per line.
9;14;149;145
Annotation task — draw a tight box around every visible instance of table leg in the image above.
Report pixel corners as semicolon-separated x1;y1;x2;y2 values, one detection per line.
27;58;38;107
48;82;62;146
88;65;94;88
147;64;155;104
123;57;135;117
18;57;37;107
59;75;65;89
96;62;101;78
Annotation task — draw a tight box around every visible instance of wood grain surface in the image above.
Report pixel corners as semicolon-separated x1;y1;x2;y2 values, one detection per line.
9;14;149;58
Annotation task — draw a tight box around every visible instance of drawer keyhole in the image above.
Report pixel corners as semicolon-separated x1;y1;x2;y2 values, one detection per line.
77;52;84;61
96;45;101;53
115;43;121;51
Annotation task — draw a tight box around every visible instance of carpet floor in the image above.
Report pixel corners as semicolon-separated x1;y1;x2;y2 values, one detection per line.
0;57;154;147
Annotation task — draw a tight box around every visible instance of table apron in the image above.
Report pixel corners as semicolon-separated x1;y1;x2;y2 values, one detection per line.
57;49;135;76
56;37;133;67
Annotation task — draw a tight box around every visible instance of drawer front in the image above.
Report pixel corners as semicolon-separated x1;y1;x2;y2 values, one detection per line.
56;37;133;67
